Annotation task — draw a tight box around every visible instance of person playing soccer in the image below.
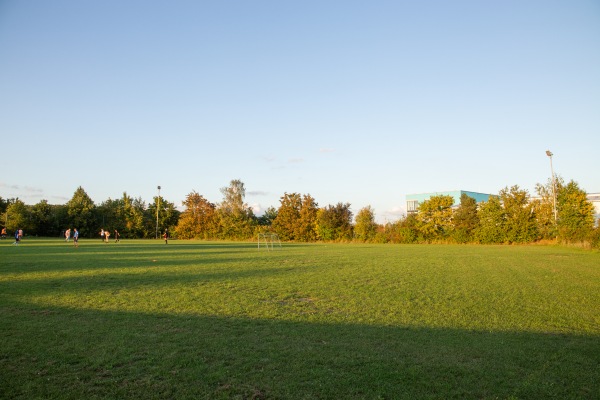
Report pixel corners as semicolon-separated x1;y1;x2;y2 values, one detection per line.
73;228;79;248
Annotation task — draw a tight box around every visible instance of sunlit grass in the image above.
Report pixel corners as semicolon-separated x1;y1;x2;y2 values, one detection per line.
5;239;597;334
1;238;599;399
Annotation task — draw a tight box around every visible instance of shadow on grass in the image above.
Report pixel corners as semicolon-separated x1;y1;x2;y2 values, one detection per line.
2;241;599;399
1;301;598;400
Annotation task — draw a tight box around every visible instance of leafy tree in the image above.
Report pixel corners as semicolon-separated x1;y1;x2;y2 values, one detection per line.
556;180;595;243
118;193;147;238
257;206;278;227
30;200;54;236
97;198;122;234
297;194;319;241
176;192;218;239
272;193;318;241
354;206;377;242
533;177;560;240
475;196;505;244
1;197;15;230
316;203;353;241
147;196;180;239
217;179;255;239
5;199;32;233
0;196;8;217
272;193;302;241
451;193;479;243
385;214;420;243
66;186;97;237
415;195;454;241
50;204;69;237
500;186;537;244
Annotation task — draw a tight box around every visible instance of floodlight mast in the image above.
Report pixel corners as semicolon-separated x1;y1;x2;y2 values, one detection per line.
156;186;161;239
546;151;557;224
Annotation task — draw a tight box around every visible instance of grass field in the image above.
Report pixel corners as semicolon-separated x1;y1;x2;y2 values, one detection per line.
1;238;599;399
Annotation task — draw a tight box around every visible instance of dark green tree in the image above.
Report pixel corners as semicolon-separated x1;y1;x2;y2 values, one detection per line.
97;198;122;234
475;196;505;244
556;180;595;243
388;213;420;244
316;202;353;241
257;206;278;227
5;199;32;233
500;186;537;244
0;196;8;217
116;193;147;238
66;186;97;237
97;194;151;238
147;196;180;239
451;193;479;243
30;200;54;236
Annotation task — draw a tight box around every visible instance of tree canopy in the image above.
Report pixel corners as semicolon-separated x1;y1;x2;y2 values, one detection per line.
1;177;598;248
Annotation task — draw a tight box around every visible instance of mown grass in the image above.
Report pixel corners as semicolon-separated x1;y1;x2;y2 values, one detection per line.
1;238;599;399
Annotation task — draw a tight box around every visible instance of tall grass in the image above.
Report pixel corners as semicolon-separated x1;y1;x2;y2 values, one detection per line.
1;239;598;399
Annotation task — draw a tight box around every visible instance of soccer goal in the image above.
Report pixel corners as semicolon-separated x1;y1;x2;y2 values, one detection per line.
257;233;282;250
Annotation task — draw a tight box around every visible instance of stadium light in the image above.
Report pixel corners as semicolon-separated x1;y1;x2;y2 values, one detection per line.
156;186;161;239
546;151;557;224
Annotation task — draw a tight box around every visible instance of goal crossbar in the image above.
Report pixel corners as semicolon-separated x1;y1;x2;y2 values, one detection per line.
257;233;282;250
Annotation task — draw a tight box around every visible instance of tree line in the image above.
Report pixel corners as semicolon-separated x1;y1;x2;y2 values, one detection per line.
1;187;179;239
1;177;598;248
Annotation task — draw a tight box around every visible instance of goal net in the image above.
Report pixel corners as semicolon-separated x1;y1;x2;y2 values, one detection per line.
257;233;282;250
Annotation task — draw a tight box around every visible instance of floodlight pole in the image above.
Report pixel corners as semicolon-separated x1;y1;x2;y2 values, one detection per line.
545;150;557;224
156;185;161;239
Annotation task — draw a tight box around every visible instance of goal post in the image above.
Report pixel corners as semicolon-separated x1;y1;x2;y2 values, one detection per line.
257;233;282;250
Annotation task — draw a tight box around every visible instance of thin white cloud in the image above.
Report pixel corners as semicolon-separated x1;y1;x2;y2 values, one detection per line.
51;195;70;202
319;148;335;153
288;158;304;163
0;182;43;193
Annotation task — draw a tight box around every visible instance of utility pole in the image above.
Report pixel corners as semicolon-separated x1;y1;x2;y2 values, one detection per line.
156;185;161;239
546;150;557;224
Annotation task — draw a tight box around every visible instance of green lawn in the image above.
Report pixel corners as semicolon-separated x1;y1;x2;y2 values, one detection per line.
1;238;599;399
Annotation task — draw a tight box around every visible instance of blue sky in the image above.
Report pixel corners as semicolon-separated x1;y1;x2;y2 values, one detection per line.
1;0;599;223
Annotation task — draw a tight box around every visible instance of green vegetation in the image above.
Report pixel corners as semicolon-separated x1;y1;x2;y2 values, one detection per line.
1;239;599;399
2;176;598;247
